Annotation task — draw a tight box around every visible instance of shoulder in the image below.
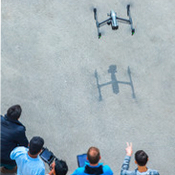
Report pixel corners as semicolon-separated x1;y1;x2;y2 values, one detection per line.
14;120;26;131
1;115;8;124
13;146;27;152
1;115;5;120
121;170;136;175
72;167;85;175
10;146;28;159
148;169;159;175
121;168;136;175
1;115;26;131
102;164;113;174
11;146;28;156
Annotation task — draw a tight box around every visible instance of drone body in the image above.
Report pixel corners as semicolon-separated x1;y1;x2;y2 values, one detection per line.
93;5;135;38
110;10;118;30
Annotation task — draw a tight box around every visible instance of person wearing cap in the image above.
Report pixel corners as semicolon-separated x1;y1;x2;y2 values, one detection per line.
71;147;113;175
48;159;68;175
10;136;45;175
0;104;28;174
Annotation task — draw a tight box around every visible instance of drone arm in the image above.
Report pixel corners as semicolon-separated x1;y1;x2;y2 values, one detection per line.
116;17;130;24
94;8;102;38
127;5;135;35
98;18;111;27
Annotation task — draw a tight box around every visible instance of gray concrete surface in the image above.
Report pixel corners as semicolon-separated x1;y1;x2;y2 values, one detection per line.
1;0;175;174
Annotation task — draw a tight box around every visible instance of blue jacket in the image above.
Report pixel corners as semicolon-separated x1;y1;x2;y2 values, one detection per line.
121;156;159;175
0;115;28;165
71;162;113;175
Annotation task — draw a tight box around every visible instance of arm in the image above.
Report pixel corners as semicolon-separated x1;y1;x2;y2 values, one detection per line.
121;156;131;171
121;142;134;175
10;147;20;160
10;146;27;160
71;170;77;175
151;170;160;175
107;166;113;175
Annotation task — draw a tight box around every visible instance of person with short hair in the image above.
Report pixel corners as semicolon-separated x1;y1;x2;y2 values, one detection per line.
0;105;28;173
71;147;113;175
48;159;68;175
121;142;159;175
10;136;45;175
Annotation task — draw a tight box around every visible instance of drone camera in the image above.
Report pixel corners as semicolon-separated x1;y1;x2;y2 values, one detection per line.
110;10;118;30
112;25;118;30
107;21;111;25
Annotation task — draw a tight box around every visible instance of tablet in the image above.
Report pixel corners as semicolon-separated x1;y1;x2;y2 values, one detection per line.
40;147;55;165
77;153;89;167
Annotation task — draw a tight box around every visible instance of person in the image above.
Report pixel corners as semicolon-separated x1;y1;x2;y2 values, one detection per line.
121;142;159;175
0;104;28;173
71;147;113;175
10;136;45;175
48;159;68;175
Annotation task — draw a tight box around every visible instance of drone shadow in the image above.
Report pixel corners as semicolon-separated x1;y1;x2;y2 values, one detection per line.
95;65;136;101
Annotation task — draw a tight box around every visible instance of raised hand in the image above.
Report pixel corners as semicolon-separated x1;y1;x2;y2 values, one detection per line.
126;142;133;156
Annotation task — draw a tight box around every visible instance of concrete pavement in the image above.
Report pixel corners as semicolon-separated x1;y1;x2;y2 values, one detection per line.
1;0;175;174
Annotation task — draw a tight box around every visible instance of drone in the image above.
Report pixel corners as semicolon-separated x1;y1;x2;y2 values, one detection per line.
93;5;135;38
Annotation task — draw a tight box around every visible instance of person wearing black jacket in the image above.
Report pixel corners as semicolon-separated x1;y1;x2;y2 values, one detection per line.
0;104;28;173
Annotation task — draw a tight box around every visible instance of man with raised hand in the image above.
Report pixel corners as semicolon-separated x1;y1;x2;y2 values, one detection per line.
121;142;159;175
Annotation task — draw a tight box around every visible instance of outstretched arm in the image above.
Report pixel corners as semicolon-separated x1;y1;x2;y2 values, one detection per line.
121;142;134;175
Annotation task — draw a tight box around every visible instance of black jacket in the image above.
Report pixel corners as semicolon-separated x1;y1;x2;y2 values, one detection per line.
0;115;28;165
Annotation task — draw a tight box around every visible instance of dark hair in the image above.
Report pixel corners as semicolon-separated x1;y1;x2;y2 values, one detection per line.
7;105;22;120
29;136;44;155
135;150;148;166
55;159;68;175
87;147;100;164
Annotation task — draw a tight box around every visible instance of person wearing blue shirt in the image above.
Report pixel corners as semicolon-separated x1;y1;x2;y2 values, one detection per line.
10;136;45;175
71;147;113;175
121;142;159;175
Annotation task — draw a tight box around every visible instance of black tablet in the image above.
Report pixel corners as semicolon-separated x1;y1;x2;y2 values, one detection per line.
40;147;55;165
